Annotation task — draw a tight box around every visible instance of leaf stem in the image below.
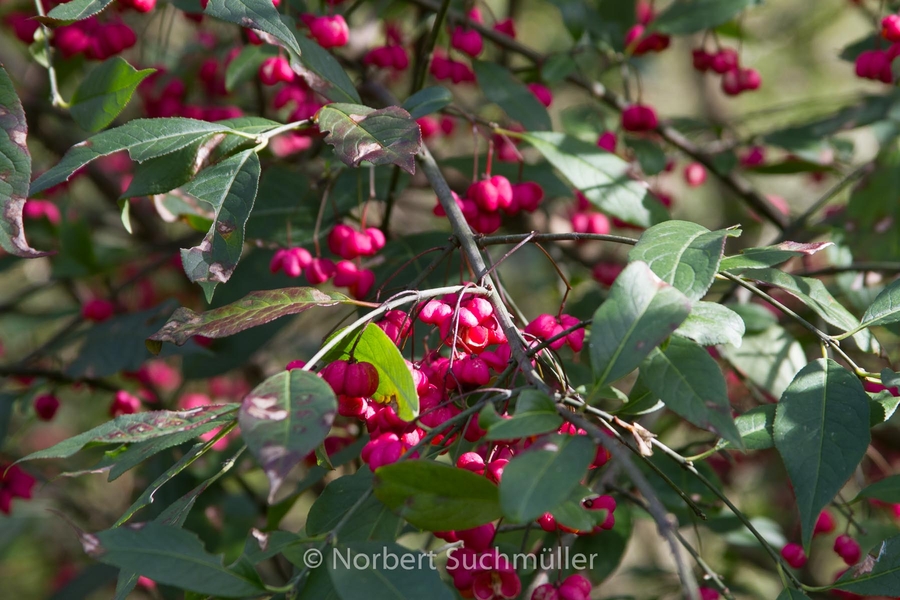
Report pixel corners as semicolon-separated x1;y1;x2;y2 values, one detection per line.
32;0;68;109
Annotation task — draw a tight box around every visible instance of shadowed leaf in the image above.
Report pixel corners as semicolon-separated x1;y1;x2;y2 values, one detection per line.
179;150;261;301
149;287;349;346
0;64;48;257
238;370;337;503
315;104;422;174
203;0;301;57
40;0;114;23
70;57;155;132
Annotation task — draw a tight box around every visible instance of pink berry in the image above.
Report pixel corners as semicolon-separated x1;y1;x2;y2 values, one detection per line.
684;162;707;187
420;299;453;325
320;360;349;395
527;82;553;107
537;512;557;532
739;67;761;91
110;390;141;417
309;15;349;48
558;574;591;600
457;523;495;552
721;68;743;96
597;131;617;153
884;15;900;42
55;25;91;59
494;18;516;38
34;394;60;421
692;48;713;71
344;361;379;397
468;179;500;213
350;269;375;299
286;360;306;370
450;27;483;57
593;262;623;286
710;48;739;74
621;104;658;132
699;588;720;600
781;542;807;569
122;0;157;13
332;260;360;287
305;258;335;285
259;56;295;85
814;510;836;535
834;535;861;565
510;181;544;213
82;298;115;322
486;458;508;483
457;452;486;474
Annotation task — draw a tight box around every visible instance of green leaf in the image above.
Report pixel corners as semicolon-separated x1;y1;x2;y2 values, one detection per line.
328;542;455;600
307;470;402;542
570;504;633;583
16;404;238;463
871;390;900;427
0;64;47;258
883;368;900;389
720;325;806;399
519;132;668;227
614;377;663;415
315;104;422;175
373;461;502;531
225;45;277;92
203;0;301;58
149;287;348;347
589;261;692;388
402;86;453;120
486;390;563;440
88;522;265;597
640;337;743;449
739;269;861;334
858;475;900;503
499;434;595;522
42;0;114;23
473;61;552;132
717;404;776;451
121;137;215;199
628;138;667;176
178;150;261;301
30;118;235;195
775;590;810;599
70;57;155;132
774;359;871;548
727;303;778;334
653;0;761;35
629;220;739;300
239;369;337;503
833;534;900;595
675;301;745;347
326;323;419;421
860;278;900;330
292;34;362;104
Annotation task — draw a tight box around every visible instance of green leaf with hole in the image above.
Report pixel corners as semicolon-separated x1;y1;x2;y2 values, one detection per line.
328;542;455;600
70;57;155;132
0;65;47;258
774;359;870;548
499;434;595;522
486;389;563;440
30;118;236;195
630;221;739;300
589;261;692;388
402;86;453;120
373;461;502;531
473;61;551;132
16;404;238;463
519;132;668;227
178;150;261;301
325;323;419;420
239;369;337;503
149;287;349;348
315;104;422;175
88;522;265;597
675;301;745;347
833;534;900;595
652;0;761;35
641;336;743;449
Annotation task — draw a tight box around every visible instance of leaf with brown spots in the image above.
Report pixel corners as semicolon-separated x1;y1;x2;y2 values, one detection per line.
15;404;239;463
0;63;49;257
178;149;261;302
315;103;422;174
238;370;337;503
148;287;350;347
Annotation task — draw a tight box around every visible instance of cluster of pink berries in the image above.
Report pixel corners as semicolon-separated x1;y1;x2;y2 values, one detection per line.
524;314;585;353
417;114;457;141
624;2;671;56
569;191;611;238
53;18;137;61
364;23;410;72
23;199;61;225
854;14;900;85
692;46;761;96
433;175;544;234
445;546;521;600
81;297;116;322
139;69;242;121
779;511;862;575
